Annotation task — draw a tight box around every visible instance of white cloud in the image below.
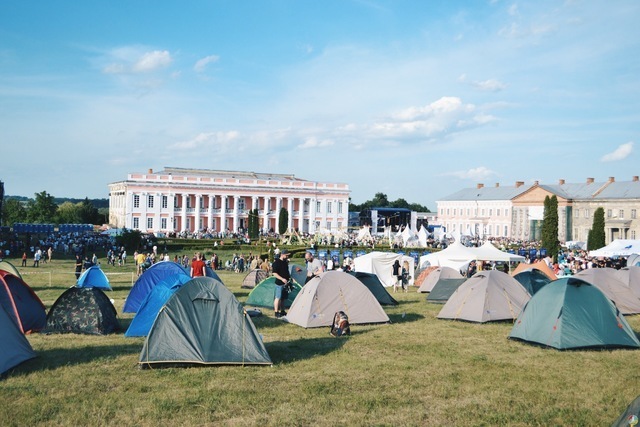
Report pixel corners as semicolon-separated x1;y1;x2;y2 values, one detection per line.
133;50;173;72
444;167;498;181
472;78;507;92
170;131;240;150
194;55;220;73
298;137;335;149
601;142;633;162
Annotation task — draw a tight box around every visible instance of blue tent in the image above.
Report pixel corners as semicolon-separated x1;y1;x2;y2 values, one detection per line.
205;266;222;282
125;273;192;337
76;266;111;290
0;303;36;375
123;262;189;313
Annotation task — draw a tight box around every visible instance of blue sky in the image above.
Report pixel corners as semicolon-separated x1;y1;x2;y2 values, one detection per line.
1;0;638;209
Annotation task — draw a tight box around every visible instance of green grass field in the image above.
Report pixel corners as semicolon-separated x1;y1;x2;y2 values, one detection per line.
2;256;639;426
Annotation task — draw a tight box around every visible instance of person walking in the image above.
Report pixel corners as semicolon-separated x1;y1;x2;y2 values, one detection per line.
392;259;401;293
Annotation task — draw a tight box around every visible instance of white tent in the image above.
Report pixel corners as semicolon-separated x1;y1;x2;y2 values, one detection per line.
284;271;390;328
417;266;463;293
419;241;476;271
473;241;526;263
400;226;419;247
437;270;531;323
417;225;429;247
356;226;373;243
589;239;640;257
353;251;415;287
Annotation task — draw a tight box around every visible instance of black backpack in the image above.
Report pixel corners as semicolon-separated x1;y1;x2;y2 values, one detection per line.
330;311;351;337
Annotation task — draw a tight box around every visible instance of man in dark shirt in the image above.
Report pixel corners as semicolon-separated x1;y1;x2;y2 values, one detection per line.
271;249;291;318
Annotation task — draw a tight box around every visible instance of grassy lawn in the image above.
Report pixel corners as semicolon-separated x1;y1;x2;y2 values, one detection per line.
1;255;638;426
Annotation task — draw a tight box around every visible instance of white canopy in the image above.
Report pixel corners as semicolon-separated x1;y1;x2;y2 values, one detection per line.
474;241;526;263
353;251;415;287
589;239;640;257
419;241;477;271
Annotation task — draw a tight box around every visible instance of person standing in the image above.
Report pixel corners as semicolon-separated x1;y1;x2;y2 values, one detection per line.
271;250;291;318
21;252;27;267
190;252;206;278
392;259;401;293
74;254;83;280
304;251;323;283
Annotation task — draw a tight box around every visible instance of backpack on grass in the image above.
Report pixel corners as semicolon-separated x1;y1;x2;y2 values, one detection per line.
330;311;351;337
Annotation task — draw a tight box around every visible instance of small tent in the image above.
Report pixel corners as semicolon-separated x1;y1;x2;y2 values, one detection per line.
617;266;640;299
285;271;390;328
437;270;530;322
0;260;22;279
125;273;192;337
289;263;307;287
413;266;438;289
245;276;302;309
241;269;269;289
45;287;120;335
418;266;463;293
204;266;222;282
513;269;552;296
76;265;111;290
0;303;36;375
574;268;640;315
509;277;640;350
612;395;640;427
123;261;189;313
511;261;557;280
0;271;47;333
353;251;415;287
347;271;398;306
426;278;466;303
139;277;272;367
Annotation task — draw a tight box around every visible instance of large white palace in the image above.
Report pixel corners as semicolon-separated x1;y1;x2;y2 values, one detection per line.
108;167;351;235
436;176;640;244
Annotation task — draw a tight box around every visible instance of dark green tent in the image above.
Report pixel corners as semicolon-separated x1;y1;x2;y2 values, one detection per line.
245;276;302;309
426;278;466;303
347;271;398;306
0;303;36;375
45;287;120;335
513;269;552;296
140;277;272;368
509;277;640;350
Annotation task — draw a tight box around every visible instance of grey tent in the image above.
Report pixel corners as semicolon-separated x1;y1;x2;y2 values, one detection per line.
241;268;269;289
418;266;462;293
347;271;398;306
437;270;530;322
285;270;389;328
574;268;640;314
613;395;640;427
0;303;36;375
140;277;272;367
426;278;466;303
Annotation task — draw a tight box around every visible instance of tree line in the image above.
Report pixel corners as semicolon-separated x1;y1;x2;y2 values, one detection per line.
349;192;431;213
1;191;107;226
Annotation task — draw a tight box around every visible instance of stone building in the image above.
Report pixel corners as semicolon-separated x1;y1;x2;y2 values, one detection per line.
108;167;350;234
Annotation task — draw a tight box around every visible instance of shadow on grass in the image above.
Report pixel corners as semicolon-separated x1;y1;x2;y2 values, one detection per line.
7;342;143;377
387;312;425;324
266;334;360;364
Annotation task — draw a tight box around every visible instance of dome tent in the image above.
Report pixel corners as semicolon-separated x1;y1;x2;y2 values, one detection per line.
437;270;530;323
0;271;47;334
417;266;463;293
45;287;120;335
76;265;111;290
509;277;640;350
346;271;398;306
123;261;189;313
0;303;36;375
139;277;272;368
245;276;302;309
284;271;389;328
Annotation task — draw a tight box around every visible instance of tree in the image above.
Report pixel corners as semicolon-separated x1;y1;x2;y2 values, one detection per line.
78;198;99;224
589;207;606;250
541;195;560;262
115;229;142;252
1;199;27;226
278;207;288;235
56;202;82;224
248;209;260;239
27;191;58;223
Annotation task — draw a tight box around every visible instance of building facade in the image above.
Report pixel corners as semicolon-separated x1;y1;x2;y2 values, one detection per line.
108;167;350;234
437;176;640;245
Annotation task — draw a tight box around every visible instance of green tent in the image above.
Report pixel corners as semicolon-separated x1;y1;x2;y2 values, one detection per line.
426;278;466;303
509;277;640;350
513;269;551;296
347;271;398;306
0;260;22;279
245;276;302;309
140;277;272;367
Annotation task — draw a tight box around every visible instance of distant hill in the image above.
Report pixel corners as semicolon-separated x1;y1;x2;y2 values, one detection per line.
5;195;109;208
